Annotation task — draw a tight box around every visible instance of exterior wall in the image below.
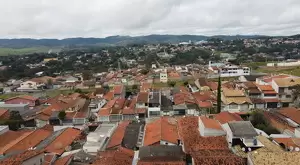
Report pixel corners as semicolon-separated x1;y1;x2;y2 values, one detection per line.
239;76;248;82
98;116;110;122
160;73;168;83
123;114;136;120
5;98;36;107
35;119;48;128
223;104;250;113
160;140;176;145
267;61;300;67
73;118;86;125
222;123;233;144
199;118;226;137
148;107;161;117
136;103;147;109
22;153;44;165
219;67;250;77
295;128;300;138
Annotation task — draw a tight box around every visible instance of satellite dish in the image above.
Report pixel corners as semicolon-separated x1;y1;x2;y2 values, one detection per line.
242;147;245;152
295;147;300;152
248;148;252;152
290;146;294;151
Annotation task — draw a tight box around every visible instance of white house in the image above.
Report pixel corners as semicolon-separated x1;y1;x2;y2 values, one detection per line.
17;80;43;91
160;72;168;83
199;117;226;137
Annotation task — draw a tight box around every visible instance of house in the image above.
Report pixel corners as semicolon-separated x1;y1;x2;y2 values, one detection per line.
214;112;243;124
256;84;280;109
0;103;29;115
92;147;134;165
122;122;144;149
271;78;300;107
89;98;107;113
159;72;168;83
0;150;45;165
209;62;250;77
143;117;180;146
137;146;186;165
83;123;116;154
148;89;161;118
222;88;252;112
17;80;43;92
199;116;226;137
5;95;39;107
136;92;149;109
97;99;117;122
193;91;216;114
194;78;210;91
113;85;125;98
106;121;130;150
223;121;263;148
109;98;126;122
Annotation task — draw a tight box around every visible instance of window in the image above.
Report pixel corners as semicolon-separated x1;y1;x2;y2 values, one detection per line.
286;95;292;98
279;88;285;93
149;111;160;116
279;95;282;98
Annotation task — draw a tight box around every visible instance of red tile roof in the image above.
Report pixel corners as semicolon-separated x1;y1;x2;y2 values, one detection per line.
53;154;73;165
200;116;223;130
279;107;300;124
45;128;81;155
111;98;126;114
178;116;228;153
0;109;9;120
0;150;45;165
214;112;243;124
174;93;195;105
273;138;300;149
106;121;130;149
113;85;124;95
138;161;185;165
98;108;111;116
92;147;134;165
144;117;179;146
0;130;32;152
191;150;246;165
199;101;213;108
256;84;275;91
103;91;114;101
137;92;149;103
140;83;152;92
2;128;52;155
136;108;147;114
5;95;38;101
207;81;218;91
263;98;280;103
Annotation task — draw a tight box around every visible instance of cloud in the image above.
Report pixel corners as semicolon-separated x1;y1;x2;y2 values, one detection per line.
0;0;299;38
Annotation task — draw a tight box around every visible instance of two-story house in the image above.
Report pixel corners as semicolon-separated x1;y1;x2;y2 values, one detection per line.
148;89;161;118
222;88;252;113
272;78;300;107
256;84;280;109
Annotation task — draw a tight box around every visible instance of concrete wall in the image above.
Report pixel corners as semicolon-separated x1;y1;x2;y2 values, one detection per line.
267;61;300;67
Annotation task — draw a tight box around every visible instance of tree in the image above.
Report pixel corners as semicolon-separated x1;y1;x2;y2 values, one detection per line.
82;70;92;80
292;84;300;107
102;85;110;92
216;76;222;113
47;78;53;89
58;111;66;120
74;88;83;93
132;84;139;93
167;81;176;88
183;81;189;86
140;69;149;75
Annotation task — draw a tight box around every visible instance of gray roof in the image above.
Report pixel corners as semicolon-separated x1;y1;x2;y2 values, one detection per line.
138;146;185;161
228;121;258;138
122;123;143;150
149;90;160;104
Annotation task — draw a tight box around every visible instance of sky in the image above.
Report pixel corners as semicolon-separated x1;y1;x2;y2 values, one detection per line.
0;0;300;38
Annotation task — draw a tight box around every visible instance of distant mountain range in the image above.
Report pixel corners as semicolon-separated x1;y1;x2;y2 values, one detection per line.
0;34;277;48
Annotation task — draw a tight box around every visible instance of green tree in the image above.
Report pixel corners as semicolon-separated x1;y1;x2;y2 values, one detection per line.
292;84;300;107
82;70;92;80
140;69;149;75
74;88;83;93
167;81;176;88
102;85;110;92
132;84;139;93
47;78;53;89
183;81;189;86
58;111;66;120
217;76;222;113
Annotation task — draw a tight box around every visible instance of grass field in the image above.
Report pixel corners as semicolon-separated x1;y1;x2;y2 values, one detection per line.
256;66;300;76
0;47;61;56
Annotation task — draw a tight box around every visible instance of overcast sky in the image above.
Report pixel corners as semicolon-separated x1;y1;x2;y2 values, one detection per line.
0;0;300;38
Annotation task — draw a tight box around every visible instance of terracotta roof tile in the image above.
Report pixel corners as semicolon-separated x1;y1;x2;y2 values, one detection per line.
278;107;300;124
111;98;126;114
92;147;134;165
0;150;45;165
200;116;223;130
53;154;73;165
214;112;243;124
103;91;114;101
106;121;130;149
138;161;185;165
207;81;218;91
45;128;81;155
0;130;32;152
178;116;228;153
136;108;147;114
256;84;275;91
273;138;300;149
2;128;52;155
140;83;152;92
113;85;124;95
0;109;9;120
137;92;149;103
144;117;179;146
191;150;246;165
5;95;38;101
